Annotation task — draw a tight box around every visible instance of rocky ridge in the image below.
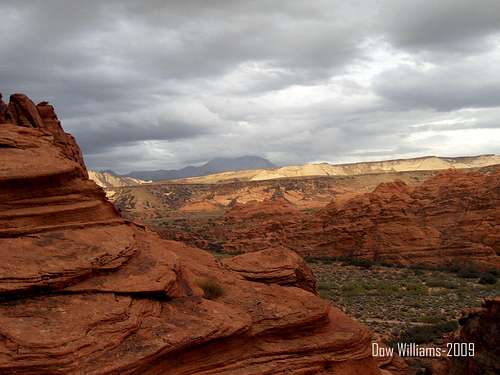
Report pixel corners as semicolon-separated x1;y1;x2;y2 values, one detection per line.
88;170;149;189
0;93;404;374
212;168;500;270
175;154;500;184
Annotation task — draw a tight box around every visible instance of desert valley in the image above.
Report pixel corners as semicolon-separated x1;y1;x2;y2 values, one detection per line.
1;93;498;374
2;1;500;374
89;141;500;374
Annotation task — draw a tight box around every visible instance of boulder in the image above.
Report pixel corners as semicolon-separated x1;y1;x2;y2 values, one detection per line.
222;247;317;293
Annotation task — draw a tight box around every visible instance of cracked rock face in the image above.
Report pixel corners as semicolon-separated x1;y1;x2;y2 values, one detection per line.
0;93;406;374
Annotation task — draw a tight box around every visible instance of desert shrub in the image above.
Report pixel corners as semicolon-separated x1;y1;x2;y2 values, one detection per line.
342;283;366;296
425;278;458;289
395;320;459;345
478;273;497;285
486;268;500;277
342;258;373;268
436;321;459;333
413;268;425;276
419;314;446;324
457;266;480;279
207;242;224;253
404;282;427;295
198;278;224;300
409;263;431;271
304;256;335;264
441;260;464;273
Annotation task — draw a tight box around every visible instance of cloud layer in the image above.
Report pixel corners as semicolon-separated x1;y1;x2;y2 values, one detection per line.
1;0;499;172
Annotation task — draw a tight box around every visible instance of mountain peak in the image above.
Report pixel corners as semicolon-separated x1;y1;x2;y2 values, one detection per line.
126;155;275;181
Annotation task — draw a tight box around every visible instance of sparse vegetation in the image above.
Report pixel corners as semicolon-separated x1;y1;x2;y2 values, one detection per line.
341;257;374;268
457;265;481;279
310;260;500;346
197;278;224;300
478;272;497;285
425;278;458;289
390;320;459;347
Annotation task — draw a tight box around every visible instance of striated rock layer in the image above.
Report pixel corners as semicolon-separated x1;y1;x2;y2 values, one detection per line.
221;168;500;269
0;93;404;374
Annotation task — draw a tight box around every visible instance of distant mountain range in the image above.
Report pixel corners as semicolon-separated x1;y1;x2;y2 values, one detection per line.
124;156;275;181
173;154;500;184
89;154;500;188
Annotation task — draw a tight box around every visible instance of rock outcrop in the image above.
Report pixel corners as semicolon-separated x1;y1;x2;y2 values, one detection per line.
216;168;500;269
299;169;500;269
221;196;306;253
0;93;399;374
222;247;317;293
434;297;500;375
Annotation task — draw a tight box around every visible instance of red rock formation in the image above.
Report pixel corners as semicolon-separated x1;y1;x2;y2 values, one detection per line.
222;196;305;253
222;247;317;293
301;170;500;269
433;297;500;375
0;93;399;374
219;169;500;269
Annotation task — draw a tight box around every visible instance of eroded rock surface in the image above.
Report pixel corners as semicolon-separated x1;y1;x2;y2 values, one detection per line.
219;169;500;269
222;247;317;293
0;93;400;374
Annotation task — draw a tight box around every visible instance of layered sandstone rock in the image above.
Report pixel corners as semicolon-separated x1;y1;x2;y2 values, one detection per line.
301;169;500;269
222;196;305;253
222;247;317;293
0;93;400;374
218;168;500;269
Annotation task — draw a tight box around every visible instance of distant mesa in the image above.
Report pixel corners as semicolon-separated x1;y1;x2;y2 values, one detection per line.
88;169;150;189
93;154;500;187
174;154;500;184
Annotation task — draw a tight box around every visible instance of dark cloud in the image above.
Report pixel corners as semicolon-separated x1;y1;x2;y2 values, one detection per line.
381;0;500;54
374;63;500;111
0;0;499;172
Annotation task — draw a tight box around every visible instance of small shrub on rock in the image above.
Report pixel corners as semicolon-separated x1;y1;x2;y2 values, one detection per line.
198;278;224;300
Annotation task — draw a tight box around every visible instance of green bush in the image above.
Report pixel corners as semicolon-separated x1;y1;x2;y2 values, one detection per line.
486;268;500;277
457;266;480;279
198;278;224;300
425;278;458;289
304;256;335;264
478;273;497;285
395;320;459;345
343;258;373;268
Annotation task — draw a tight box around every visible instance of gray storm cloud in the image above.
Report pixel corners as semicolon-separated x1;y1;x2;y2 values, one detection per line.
0;0;499;173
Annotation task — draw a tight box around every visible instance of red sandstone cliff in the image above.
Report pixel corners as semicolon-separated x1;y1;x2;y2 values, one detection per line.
0;93;403;374
220;168;500;269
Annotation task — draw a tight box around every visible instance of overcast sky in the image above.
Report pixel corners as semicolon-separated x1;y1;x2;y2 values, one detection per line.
1;0;499;173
